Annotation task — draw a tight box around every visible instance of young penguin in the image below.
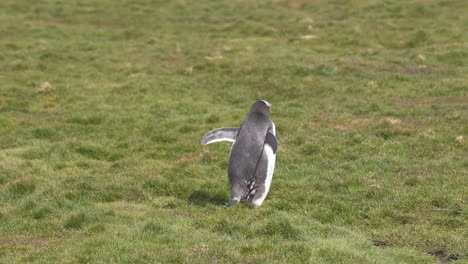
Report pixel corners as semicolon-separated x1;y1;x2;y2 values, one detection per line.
201;100;277;208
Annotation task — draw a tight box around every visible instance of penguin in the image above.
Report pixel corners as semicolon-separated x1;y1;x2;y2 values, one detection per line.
201;100;277;208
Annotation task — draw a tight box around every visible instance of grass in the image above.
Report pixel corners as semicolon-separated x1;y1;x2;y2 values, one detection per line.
0;0;467;263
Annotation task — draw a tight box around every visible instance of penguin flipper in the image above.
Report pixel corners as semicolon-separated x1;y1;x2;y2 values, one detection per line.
201;128;239;145
265;132;278;154
225;198;240;208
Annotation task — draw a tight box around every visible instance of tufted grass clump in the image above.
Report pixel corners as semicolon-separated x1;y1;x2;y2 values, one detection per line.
64;213;87;230
261;216;303;240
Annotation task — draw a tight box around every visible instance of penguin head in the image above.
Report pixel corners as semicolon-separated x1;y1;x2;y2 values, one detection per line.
250;100;271;114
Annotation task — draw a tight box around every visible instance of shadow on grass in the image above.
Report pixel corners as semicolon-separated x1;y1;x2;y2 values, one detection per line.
188;190;227;206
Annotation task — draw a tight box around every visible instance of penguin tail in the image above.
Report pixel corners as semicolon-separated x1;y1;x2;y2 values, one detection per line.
225;198;240;208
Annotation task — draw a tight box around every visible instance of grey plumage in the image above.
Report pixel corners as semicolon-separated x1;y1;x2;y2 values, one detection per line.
201;100;277;208
201;128;238;145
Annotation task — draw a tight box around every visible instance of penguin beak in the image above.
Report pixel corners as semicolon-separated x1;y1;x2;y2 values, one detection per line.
268;103;272;108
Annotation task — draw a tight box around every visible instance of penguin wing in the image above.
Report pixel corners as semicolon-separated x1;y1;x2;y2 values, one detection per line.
265;132;277;154
201;127;239;145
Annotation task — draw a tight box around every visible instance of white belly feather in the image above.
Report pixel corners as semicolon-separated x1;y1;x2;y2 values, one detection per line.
252;144;276;207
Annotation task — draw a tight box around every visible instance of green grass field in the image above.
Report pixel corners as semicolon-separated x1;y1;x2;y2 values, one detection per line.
1;0;467;263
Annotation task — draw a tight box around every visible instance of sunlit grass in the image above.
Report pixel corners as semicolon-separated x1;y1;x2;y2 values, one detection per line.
0;0;467;263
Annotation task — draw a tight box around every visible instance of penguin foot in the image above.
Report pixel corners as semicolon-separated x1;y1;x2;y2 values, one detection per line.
225;198;240;208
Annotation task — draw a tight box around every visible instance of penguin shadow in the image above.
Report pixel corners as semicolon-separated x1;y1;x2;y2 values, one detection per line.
188;190;227;207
